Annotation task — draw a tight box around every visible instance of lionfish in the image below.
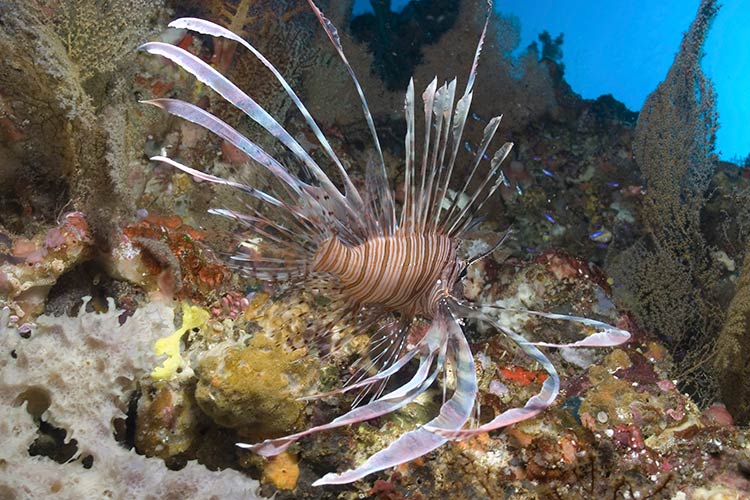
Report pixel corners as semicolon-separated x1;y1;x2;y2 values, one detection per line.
140;0;629;486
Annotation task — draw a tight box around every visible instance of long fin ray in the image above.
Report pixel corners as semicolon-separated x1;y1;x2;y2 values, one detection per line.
463;0;493;96
209;207;319;248
441;116;503;232
151;155;323;246
477;303;631;348
364;154;394;237
430;299;629;438
244;343;443;458
417;77;438;232
447;140;513;236
432;91;473;228
168;17;366;212
349;321;410;406
143;98;305;194
450;143;513;237
150;155;283;208
301;347;419;401
402;79;416;230
425;79;456;231
313;303;475;485
431;0;493;230
139;42;366;241
306;0;396;236
430;303;559;438
209;209;316;258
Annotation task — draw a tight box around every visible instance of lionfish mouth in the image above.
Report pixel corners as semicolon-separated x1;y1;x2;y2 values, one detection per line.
140;0;630;487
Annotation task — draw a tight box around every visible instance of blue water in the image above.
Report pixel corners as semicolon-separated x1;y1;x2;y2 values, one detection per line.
352;0;749;163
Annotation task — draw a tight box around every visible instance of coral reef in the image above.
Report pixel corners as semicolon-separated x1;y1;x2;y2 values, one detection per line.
152;303;210;380
0;299;259;498
266;246;750;499
261;451;300;491
2;0;750;497
122;292;322;490
0;212;93;324
606;0;723;403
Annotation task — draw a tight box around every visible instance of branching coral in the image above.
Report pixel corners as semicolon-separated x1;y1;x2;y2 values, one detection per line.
606;0;723;403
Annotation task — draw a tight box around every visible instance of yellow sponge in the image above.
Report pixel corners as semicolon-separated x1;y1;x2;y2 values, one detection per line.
151;304;209;380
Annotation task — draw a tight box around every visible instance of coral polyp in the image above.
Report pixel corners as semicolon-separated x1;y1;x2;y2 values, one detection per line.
141;0;629;486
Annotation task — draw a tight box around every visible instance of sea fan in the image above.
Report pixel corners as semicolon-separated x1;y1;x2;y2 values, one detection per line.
140;0;629;486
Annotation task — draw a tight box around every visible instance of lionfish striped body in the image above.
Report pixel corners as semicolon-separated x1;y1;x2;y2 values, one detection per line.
142;0;629;486
313;232;458;317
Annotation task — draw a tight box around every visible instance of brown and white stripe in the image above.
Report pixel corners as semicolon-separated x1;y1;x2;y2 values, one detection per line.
313;230;458;318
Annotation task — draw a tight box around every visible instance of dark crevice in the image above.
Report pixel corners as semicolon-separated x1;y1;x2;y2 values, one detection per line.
28;420;79;465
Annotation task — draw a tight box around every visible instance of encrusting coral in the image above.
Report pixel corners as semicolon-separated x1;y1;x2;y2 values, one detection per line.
192;293;319;438
134;381;202;463
0;212;93;325
113;215;231;302
124;290;322;487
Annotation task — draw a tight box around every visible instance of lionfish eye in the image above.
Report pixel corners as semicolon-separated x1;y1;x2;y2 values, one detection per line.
457;266;468;282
